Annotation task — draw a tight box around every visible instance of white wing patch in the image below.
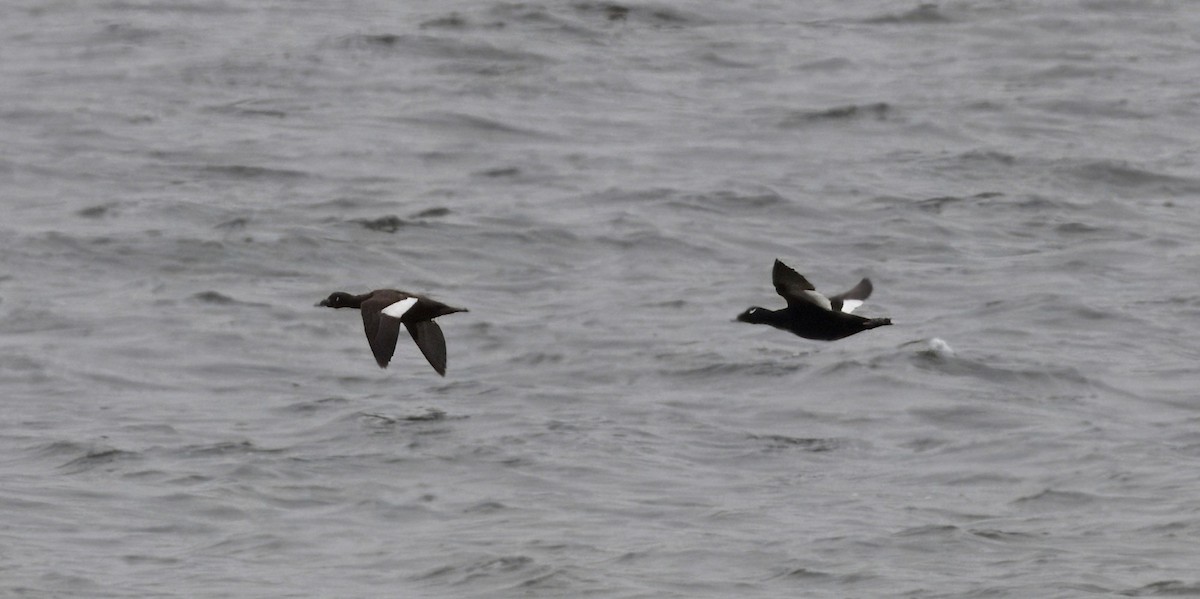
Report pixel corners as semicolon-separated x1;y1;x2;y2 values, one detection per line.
802;290;833;311
381;297;418;319
840;299;864;314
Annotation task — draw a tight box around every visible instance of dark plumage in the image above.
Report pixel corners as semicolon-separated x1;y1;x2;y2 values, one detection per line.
318;289;467;375
737;259;891;341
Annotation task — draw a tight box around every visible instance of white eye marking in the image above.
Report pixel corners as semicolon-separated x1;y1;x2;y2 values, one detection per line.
802;290;833;311
382;297;418;319
840;299;864;314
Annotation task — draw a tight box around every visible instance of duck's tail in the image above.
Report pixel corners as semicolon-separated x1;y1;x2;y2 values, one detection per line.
863;317;892;330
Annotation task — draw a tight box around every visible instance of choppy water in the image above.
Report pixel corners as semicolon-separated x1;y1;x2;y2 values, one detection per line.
4;1;1200;597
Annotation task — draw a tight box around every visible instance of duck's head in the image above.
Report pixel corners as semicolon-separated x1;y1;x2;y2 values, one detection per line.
318;291;359;309
736;306;771;324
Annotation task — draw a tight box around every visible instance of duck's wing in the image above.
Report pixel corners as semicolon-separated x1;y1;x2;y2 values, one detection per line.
361;296;413;368
772;259;833;311
405;320;447;376
828;278;873;314
381;296;418;319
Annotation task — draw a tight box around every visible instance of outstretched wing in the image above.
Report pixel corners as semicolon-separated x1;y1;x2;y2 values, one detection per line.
828;278;873;314
361;296;405;368
772;259;833;311
405;320;448;376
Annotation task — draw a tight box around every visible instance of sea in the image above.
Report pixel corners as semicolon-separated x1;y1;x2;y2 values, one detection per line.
3;1;1200;597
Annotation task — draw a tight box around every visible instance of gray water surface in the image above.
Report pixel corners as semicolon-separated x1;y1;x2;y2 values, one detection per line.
3;1;1200;597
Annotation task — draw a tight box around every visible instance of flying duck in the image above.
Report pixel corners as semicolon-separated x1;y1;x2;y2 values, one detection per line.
737;259;891;341
318;289;468;375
